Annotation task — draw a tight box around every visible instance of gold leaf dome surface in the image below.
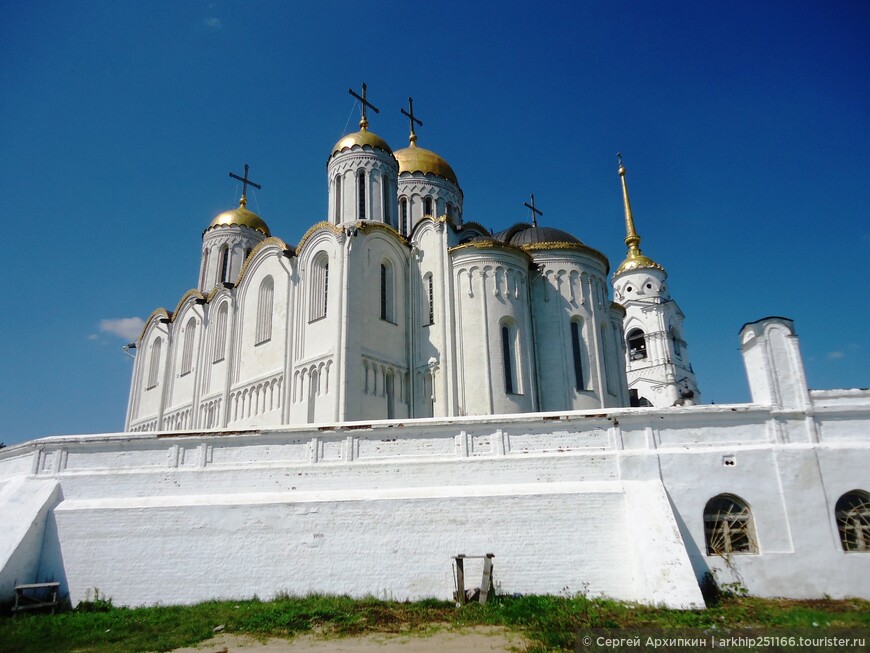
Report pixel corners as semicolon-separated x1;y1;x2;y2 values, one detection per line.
394;142;458;186
207;203;271;236
331;129;392;157
614;252;665;276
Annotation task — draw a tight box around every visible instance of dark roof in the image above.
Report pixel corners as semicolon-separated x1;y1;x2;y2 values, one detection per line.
492;223;583;246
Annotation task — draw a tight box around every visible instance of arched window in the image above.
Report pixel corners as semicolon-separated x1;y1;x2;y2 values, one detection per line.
835;490;870;552
358;171;366;220
382;175;391;226
570;319;585;391
334;174;342;222
423;273;434;326
200;249;209;286
146;337;162;389
380;261;394;322
400;197;409;235
218;245;230;284
501;322;519;394
670;326;682;358
601;324;617;396
385;369;395;419
627;328;647;360
181;318;196;376
213;303;228;363
423;197;433;217
704;494;757;555
310;253;329;321
446;202;453;219
256;276;274;344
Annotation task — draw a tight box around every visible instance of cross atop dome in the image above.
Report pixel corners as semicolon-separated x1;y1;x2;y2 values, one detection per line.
348;83;380;131
229;163;261;208
523;194;542;228
401;97;423;145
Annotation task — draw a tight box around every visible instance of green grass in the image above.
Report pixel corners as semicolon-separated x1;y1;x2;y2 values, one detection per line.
0;593;868;653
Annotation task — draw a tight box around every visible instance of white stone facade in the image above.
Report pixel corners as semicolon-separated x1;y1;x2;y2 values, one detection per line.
1;119;867;609
2;321;869;607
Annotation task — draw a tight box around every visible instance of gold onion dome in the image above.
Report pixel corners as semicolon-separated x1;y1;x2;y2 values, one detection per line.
207;198;271;237
394;137;458;186
331;128;392;157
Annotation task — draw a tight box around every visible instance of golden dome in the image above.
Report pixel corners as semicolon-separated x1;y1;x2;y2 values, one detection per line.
394;141;458;186
614;252;665;276
331;128;392;157
207;199;270;236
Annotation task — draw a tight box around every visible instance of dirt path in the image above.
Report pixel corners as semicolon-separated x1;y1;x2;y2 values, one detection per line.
170;627;528;652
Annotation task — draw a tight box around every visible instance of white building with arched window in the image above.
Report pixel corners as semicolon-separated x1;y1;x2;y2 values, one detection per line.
1;99;868;612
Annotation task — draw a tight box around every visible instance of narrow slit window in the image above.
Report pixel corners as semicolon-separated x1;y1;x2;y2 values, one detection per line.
146;338;162;389
181;318;196;376
358;172;366;220
213;303;228;363
334;174;342;222
256;276;274;344
310;254;329;321
570;320;584;390
424;197;433;217
400;198;409;235
502;325;516;394
219;245;230;284
380;261;394;322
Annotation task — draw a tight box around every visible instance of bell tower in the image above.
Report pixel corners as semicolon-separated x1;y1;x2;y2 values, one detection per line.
611;154;699;407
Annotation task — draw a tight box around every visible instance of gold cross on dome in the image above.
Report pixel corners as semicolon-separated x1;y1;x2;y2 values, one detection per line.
348;83;380;130
523;194;543;227
229;163;262;206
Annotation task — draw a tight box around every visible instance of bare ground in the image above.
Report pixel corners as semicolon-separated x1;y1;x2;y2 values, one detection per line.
170;627;529;652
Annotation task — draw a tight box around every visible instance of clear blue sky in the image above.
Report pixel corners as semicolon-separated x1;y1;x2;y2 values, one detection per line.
1;2;868;446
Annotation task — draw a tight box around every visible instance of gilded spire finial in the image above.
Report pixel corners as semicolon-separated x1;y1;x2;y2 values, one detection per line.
229;163;262;208
613;153;665;277
349;83;380;131
401;96;423;146
617;153;641;257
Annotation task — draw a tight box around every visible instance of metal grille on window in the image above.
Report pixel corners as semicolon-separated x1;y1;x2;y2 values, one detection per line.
704;495;757;555
836;490;870;552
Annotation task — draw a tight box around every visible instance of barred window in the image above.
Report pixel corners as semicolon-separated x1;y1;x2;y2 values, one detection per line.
400;197;409;235
704;494;757;555
256;276;274;344
424;274;434;326
836;490;870;552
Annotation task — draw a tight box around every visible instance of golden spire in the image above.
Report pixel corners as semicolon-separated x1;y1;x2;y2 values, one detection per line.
614;153;664;276
618;153;642;257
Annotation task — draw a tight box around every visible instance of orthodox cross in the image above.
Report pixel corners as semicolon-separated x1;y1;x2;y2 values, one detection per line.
348;83;380;129
229;164;262;207
523;194;542;227
401;96;423;144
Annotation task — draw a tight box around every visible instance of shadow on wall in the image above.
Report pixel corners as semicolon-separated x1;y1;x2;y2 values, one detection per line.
667;490;710;600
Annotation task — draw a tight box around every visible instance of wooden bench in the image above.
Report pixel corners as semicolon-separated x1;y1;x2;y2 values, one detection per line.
12;582;60;615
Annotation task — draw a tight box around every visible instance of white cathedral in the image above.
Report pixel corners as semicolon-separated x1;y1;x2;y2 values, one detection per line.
126;99;699;434
1;90;867;610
